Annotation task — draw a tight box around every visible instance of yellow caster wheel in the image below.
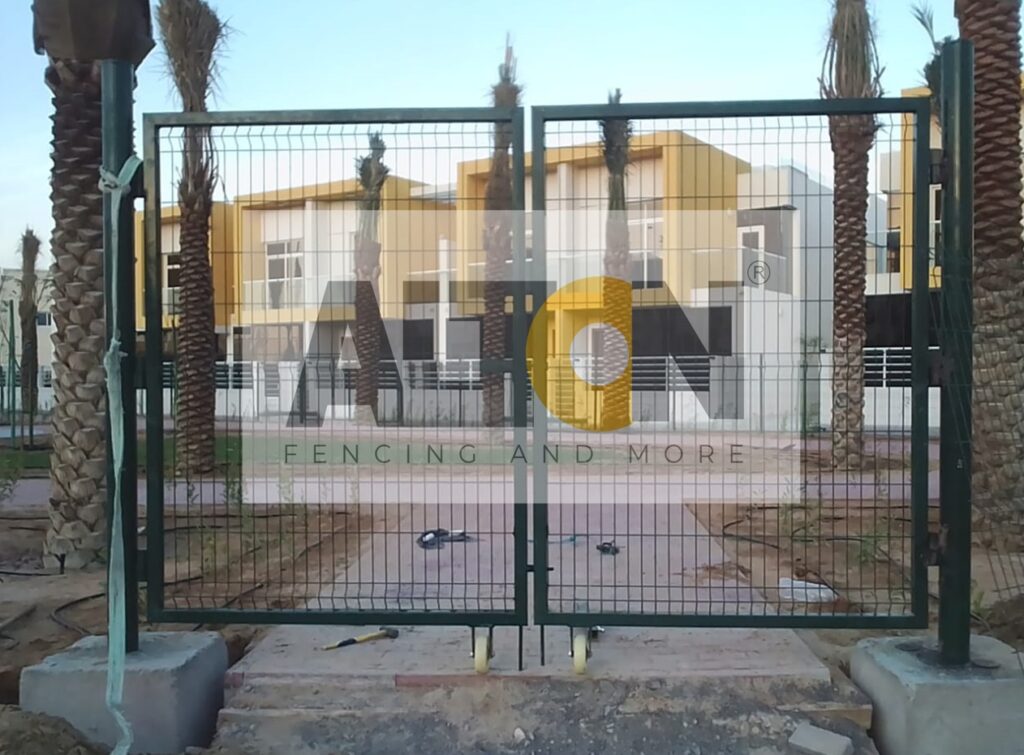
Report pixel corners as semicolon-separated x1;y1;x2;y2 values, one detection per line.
474;633;491;674
572;633;589;675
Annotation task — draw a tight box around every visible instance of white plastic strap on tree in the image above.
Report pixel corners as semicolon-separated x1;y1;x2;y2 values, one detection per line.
98;154;142;755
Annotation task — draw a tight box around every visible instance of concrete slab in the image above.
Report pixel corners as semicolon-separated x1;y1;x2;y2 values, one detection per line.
790;721;855;755
228;623;831;687
214;684;879;755
20;631;227;754
851;635;1024;755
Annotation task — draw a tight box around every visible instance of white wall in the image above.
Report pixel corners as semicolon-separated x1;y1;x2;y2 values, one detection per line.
817;355;941;433
527;156;663;289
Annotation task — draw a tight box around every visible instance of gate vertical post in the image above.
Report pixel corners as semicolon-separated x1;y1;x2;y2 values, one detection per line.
938;39;974;666
8;300;15;445
511;107;529;627
101;59;140;652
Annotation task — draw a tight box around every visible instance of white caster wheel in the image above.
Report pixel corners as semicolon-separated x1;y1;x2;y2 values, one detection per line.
572;633;589;675
474;633;491;674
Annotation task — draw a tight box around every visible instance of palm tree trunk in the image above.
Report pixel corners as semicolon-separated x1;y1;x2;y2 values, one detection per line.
482;225;510;428
482;47;520;429
354;246;381;422
175;137;216;474
957;0;1024;539
44;60;107;569
482;149;512;428
158;0;225;475
828;114;874;470
20;230;40;449
602;175;631;429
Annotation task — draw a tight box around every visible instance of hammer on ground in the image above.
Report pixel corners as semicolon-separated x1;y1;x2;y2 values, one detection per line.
321;626;399;651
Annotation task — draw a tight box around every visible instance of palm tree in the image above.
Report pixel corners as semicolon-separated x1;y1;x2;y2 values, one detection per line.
956;0;1024;531
820;0;882;469
600;89;632;429
19;229;41;449
157;0;226;475
33;51;106;569
482;41;521;427
912;2;953;111
354;133;389;423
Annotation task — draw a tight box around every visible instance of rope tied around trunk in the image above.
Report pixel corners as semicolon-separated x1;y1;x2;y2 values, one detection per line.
98;154;142;755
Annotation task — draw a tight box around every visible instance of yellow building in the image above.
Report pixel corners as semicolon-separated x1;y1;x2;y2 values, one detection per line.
452;131;758;424
133;201;238;353
455;131;750;315
231;176;454;360
135;179;454;360
892;79;1024;291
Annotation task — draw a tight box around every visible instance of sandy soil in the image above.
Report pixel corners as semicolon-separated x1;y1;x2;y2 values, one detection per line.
0;500;369;707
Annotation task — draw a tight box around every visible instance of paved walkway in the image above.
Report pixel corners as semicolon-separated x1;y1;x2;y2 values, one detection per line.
232;476;828;680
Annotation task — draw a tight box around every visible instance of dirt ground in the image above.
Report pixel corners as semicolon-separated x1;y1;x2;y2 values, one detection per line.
0;501;369;707
0;706;104;755
2;445;1023;753
692;493;1024;673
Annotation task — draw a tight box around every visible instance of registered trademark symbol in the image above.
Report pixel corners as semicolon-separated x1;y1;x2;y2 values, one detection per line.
746;260;771;285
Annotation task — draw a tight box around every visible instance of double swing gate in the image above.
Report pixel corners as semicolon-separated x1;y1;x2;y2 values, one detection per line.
142;95;937;669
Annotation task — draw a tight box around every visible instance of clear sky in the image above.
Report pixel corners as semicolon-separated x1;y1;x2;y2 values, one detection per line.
0;0;963;269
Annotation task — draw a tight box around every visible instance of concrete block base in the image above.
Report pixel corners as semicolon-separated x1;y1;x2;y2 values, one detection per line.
851;635;1024;755
20;631;227;754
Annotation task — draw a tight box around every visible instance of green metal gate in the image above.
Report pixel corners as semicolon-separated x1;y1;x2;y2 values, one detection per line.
528;97;933;631
142;106;531;629
141;97;938;639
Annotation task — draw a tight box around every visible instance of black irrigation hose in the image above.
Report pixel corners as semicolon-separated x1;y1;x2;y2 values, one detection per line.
50;591;104;637
718;510;914;591
44;512;352;635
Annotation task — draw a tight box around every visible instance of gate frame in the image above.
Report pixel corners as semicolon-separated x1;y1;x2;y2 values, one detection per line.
529;97;933;630
142;106;530;628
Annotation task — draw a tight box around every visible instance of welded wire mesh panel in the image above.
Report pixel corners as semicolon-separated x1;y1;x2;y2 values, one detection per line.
144;111;527;622
532;103;930;626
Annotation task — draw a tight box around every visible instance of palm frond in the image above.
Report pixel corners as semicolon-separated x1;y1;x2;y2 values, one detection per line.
912;2;939;50
492;34;522;110
601;88;632;179
912;1;951;106
485;37;521;212
357;133;389;241
157;0;228;114
20;228;40;286
820;0;884;100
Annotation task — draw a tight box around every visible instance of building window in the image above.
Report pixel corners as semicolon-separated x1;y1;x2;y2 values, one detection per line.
267;239;303;309
34;312;52;327
627;200;663;289
166;253;181;289
886;229;901;274
627;199;663;252
162;253;183;313
40;366;52;387
738;227;763;250
630;252;664;289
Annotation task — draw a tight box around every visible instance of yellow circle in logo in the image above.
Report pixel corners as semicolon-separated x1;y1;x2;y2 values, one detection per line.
526;276;633;432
